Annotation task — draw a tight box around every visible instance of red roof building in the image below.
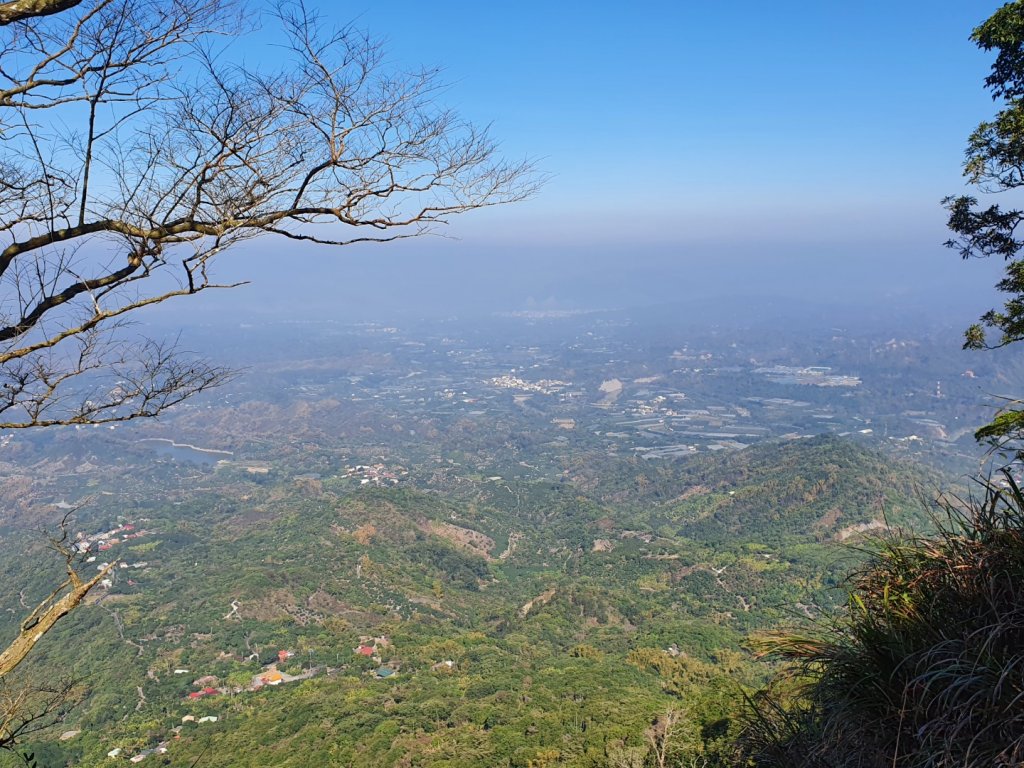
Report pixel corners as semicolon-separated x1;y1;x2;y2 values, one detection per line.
356;645;375;657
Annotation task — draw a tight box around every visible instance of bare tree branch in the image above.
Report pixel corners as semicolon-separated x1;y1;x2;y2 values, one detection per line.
0;677;76;752
0;0;84;25
0;511;97;751
0;514;116;679
646;707;685;768
0;0;538;429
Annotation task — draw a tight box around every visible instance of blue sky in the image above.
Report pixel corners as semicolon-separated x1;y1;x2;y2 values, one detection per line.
199;1;1013;321
349;2;996;235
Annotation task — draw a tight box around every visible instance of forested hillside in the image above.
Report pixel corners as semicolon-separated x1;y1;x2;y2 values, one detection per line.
0;437;942;767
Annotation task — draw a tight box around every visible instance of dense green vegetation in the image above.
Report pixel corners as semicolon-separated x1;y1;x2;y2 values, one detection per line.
0;437;942;766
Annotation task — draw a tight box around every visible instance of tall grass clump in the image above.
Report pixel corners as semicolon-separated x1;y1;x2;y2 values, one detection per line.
736;471;1024;768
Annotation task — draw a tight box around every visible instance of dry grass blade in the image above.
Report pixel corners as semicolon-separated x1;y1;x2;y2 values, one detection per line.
737;472;1024;768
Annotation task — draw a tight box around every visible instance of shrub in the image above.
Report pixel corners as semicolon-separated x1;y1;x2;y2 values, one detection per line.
737;471;1024;768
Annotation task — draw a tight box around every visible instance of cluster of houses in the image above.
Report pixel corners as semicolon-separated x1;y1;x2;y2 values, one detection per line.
341;463;407;486
178;651;306;700
74;520;150;554
107;713;220;763
353;636;398;679
64;520;154;591
108;639;402;761
106;744;169;763
488;374;570;395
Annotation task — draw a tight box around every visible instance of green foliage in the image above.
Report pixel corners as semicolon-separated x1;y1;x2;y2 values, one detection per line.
974;407;1024;441
738;471;1024;768
0;436;938;766
945;1;1024;446
409;540;490;591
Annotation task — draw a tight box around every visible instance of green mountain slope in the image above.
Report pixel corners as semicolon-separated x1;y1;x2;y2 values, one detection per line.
0;437;946;767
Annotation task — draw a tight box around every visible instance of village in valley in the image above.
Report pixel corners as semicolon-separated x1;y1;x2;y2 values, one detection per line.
95;633;409;763
67;517;422;763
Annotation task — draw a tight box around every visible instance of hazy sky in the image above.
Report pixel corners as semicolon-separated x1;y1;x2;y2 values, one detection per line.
176;1;1013;322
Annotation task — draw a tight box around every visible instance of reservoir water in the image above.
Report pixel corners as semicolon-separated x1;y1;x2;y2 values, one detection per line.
138;438;231;466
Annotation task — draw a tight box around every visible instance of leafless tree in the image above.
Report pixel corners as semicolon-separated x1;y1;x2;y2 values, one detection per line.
644;706;707;768
0;515;115;681
0;0;536;430
0;511;109;752
0;677;76;755
646;707;682;768
0;0;536;749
